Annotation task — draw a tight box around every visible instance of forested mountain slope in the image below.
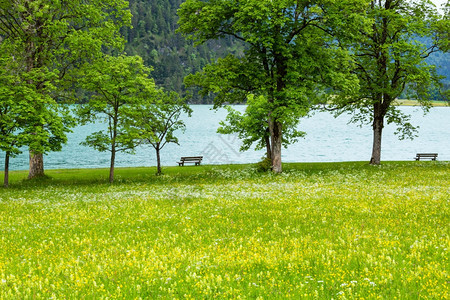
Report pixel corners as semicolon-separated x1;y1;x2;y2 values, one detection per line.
121;0;244;103
122;0;448;103
427;51;450;95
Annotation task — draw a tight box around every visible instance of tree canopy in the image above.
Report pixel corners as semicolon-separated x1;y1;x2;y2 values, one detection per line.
129;89;192;175
217;95;305;161
120;0;449;102
328;0;449;165
77;54;156;183
0;41;26;187
0;0;131;178
178;0;367;172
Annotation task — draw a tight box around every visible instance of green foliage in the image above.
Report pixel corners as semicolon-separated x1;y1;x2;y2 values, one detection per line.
125;0;447;102
328;0;448;164
0;41;26;186
218;95;305;155
77;54;156;152
256;156;273;172
102;0;449;103
0;42;24;158
0;0;132;177
127;88;192;174
434;1;450;53
134;90;192;148
179;0;367;171
77;54;156;182
0;42;73;155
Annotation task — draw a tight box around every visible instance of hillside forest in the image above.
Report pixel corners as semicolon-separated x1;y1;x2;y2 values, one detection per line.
122;0;449;103
121;0;244;103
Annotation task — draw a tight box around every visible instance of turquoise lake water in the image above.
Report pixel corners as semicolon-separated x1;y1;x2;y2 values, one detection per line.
1;105;449;171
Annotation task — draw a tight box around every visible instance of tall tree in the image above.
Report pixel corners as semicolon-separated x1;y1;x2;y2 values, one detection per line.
129;89;192;175
329;0;448;165
0;0;131;178
77;54;156;183
178;0;366;172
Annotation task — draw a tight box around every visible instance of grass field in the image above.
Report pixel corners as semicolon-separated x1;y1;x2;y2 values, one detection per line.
0;162;449;299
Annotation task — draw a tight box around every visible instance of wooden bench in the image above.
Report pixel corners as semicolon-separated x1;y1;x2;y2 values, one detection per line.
177;156;203;166
415;153;438;161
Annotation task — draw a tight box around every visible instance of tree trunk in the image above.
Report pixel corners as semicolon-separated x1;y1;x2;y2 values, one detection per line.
109;147;116;183
28;151;45;179
370;116;384;165
270;119;283;173
109;111;119;183
265;133;272;160
156;147;162;175
271;50;287;174
4;152;10;188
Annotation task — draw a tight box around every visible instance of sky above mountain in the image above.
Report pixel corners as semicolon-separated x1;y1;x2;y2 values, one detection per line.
432;0;446;6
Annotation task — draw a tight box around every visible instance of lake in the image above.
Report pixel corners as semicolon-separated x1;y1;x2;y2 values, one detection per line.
1;105;449;171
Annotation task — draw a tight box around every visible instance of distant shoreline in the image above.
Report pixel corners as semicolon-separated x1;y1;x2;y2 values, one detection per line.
394;99;449;107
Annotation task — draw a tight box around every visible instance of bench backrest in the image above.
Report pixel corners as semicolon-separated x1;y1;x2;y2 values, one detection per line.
180;156;203;161
416;153;438;157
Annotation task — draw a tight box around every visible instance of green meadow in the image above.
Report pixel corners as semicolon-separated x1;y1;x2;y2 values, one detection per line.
0;162;448;299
